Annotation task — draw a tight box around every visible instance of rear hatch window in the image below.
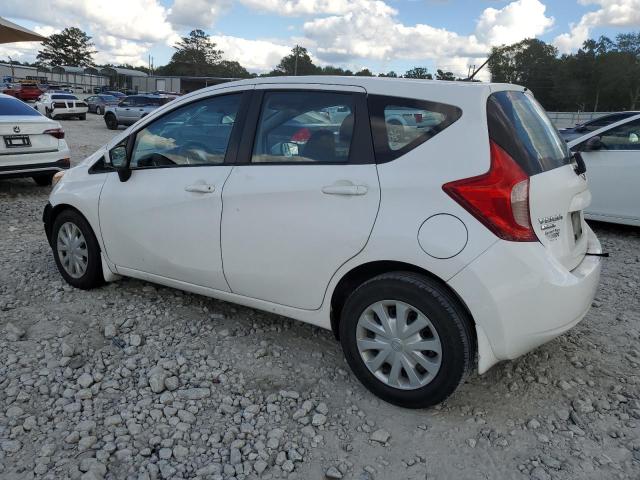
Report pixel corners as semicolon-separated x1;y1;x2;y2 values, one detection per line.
488;90;589;270
487;90;570;175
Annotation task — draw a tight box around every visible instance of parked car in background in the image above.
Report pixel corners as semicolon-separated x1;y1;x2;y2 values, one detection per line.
568;113;640;226
559;112;640;142
85;94;120;115
103;94;171;129
104;90;126;99
44;77;602;408
3;83;42;101
0;93;70;185
35;93;88;120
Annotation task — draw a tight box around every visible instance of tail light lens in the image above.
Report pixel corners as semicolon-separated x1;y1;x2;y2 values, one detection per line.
443;140;537;242
43;128;65;139
414;113;423;123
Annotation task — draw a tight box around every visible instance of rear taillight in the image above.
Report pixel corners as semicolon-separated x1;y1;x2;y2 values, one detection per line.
443;140;537;242
43;128;65;139
414;113;422;123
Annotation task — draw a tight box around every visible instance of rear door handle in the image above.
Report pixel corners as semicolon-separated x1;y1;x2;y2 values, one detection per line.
185;184;215;194
321;184;368;196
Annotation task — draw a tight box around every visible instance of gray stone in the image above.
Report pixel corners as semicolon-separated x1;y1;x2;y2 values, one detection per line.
370;429;391;444
5;322;25;341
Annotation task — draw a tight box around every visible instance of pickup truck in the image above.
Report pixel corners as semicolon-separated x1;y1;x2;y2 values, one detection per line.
103;95;172;129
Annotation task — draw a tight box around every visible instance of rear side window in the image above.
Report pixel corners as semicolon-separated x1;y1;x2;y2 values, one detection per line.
51;94;77;100
0;97;40;116
487;91;570;175
369;95;461;162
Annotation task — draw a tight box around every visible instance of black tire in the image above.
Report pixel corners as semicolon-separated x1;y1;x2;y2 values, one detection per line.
51;209;104;290
104;113;118;130
33;173;54;186
96;106;102;115
339;271;474;408
79;113;86;120
45;108;52;118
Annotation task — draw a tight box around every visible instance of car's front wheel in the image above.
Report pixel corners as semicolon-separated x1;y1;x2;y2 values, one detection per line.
96;106;102;115
339;272;474;408
52;210;103;290
104;113;118;130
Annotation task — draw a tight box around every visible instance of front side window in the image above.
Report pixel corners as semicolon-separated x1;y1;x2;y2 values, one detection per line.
369;95;462;162
130;93;241;168
251;91;355;163
598;118;640;150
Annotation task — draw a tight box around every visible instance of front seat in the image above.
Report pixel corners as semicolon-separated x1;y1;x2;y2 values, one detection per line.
302;130;335;161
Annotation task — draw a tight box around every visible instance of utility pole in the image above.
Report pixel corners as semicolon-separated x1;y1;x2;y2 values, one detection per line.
8;56;15;81
294;44;299;76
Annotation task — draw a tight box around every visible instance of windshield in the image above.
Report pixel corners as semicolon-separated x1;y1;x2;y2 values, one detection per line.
0;97;41;116
487;90;570;175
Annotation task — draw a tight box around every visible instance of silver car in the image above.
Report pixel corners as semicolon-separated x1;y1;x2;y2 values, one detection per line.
104;95;171;130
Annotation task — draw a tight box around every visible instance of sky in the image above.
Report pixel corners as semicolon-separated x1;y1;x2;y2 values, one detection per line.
1;0;640;79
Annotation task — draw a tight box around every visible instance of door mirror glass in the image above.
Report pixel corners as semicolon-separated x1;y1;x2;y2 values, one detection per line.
110;144;128;168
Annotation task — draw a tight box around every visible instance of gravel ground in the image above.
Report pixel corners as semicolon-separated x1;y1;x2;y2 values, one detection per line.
1;114;639;480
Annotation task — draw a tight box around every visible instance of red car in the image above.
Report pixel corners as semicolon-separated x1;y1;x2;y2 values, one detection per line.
17;83;43;101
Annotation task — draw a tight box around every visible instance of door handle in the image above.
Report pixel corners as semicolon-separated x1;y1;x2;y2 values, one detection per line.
185;184;215;194
321;183;368;196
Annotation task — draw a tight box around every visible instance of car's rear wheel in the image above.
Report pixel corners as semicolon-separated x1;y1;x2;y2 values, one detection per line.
79;113;86;120
32;173;54;186
52;210;103;290
104;113;118;130
45;108;52;118
339;271;474;408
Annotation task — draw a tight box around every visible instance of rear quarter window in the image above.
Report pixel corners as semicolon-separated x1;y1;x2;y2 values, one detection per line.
487;90;570;175
369;94;462;163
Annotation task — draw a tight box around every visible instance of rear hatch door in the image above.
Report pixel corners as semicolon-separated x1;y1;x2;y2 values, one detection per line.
488;89;589;271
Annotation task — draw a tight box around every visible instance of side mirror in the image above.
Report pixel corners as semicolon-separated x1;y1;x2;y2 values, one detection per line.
583;136;603;151
110;144;131;182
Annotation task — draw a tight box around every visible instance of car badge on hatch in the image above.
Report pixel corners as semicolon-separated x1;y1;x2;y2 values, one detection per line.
13;126;20;133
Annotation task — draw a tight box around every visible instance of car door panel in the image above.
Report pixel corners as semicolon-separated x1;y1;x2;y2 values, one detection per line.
99;89;250;291
583;151;639;221
221;86;380;310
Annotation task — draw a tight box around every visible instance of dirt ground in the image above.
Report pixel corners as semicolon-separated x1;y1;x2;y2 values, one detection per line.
1;113;639;480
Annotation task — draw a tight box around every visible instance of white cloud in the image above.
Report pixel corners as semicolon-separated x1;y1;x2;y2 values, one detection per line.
302;0;553;78
475;0;554;45
212;35;291;71
554;0;640;53
169;0;232;29
238;0;394;17
2;0;176;66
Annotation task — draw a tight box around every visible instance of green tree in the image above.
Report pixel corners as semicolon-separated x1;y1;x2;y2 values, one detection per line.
36;27;96;67
319;65;353;75
378;71;398;78
274;46;318;75
488;38;558;108
210;60;251;78
355;68;373;76
436;69;456;81
160;29;222;76
404;67;432;79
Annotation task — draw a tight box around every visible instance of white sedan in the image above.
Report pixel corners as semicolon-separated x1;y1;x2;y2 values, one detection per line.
35;92;88;120
568;113;640;226
0;93;70;185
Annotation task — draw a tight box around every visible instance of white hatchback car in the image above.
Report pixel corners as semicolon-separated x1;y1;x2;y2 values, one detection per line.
0;93;70;185
44;77;603;407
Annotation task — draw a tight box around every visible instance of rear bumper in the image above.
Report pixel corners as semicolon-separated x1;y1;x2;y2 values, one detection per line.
449;224;602;373
0;157;70;179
